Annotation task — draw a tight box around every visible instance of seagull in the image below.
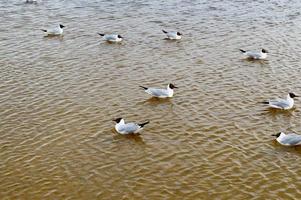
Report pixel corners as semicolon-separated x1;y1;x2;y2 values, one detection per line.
262;93;298;110
239;48;268;59
41;24;65;36
113;118;149;134
98;33;123;42
272;132;301;146
139;83;178;98
162;30;182;40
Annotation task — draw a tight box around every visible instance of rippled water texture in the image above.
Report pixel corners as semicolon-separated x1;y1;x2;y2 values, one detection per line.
1;0;301;199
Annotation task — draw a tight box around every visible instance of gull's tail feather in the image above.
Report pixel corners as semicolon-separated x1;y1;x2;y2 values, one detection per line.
162;30;168;34
41;29;47;32
138;121;149;127
239;49;246;53
261;101;269;104
139;86;148;90
98;33;105;36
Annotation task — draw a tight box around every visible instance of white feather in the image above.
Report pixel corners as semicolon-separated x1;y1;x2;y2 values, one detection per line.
266;94;294;110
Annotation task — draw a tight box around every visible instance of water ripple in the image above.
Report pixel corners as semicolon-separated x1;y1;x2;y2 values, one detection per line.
1;0;301;199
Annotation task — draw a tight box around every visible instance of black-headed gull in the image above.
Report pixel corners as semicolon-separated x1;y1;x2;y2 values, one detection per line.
113;118;149;134
272;132;301;146
98;33;123;42
41;24;65;36
262;93;298;110
140;83;178;98
239;48;268;59
162;30;182;40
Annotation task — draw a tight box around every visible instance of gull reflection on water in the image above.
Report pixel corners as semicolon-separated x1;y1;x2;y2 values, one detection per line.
112;129;146;145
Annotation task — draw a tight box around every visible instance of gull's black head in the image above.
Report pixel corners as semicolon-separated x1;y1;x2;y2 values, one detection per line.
168;83;178;89
289;92;298;98
261;49;268;53
118;35;123;38
271;132;282;138
59;24;65;28
177;32;182;36
113;118;123;123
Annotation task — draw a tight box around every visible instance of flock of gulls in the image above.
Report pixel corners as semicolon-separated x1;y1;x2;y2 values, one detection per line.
25;0;301;147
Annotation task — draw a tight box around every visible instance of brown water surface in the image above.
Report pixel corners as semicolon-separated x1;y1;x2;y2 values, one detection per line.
1;0;301;199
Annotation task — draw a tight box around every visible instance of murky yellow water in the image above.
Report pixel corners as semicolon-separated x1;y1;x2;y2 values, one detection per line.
1;0;301;199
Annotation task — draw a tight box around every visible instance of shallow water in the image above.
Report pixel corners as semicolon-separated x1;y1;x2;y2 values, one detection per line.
1;0;301;199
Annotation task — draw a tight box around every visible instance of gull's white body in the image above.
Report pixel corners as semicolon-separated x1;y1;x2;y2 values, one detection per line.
115;119;144;134
144;85;174;98
266;94;294;110
43;25;63;36
242;50;267;59
165;31;181;40
102;34;122;42
275;132;301;146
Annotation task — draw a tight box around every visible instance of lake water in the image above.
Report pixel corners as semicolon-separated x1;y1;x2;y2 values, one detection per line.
1;0;301;199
